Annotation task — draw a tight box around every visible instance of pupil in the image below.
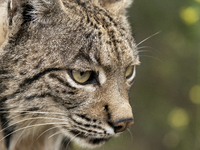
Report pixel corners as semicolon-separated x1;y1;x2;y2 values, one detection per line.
80;71;85;76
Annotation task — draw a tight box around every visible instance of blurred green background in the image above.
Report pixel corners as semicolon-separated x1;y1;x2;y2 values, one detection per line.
75;0;200;149
93;0;200;150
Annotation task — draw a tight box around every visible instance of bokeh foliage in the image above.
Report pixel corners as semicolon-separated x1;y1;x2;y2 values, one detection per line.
74;0;200;149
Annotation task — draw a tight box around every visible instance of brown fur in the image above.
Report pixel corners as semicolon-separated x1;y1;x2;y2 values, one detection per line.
0;0;139;149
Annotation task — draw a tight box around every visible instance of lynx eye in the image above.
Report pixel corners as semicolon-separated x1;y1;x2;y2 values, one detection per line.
126;65;135;79
72;70;92;84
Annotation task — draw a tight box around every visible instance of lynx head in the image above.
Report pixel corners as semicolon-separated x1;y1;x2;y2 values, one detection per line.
0;0;140;149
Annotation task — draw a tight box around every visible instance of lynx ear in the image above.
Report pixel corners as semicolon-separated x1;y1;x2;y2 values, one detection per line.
98;0;133;14
28;0;63;23
7;0;63;26
7;0;25;26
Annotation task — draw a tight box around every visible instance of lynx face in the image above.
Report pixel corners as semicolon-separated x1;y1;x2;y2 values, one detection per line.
0;0;140;149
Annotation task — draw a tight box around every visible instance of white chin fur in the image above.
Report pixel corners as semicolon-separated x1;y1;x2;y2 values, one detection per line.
73;138;106;149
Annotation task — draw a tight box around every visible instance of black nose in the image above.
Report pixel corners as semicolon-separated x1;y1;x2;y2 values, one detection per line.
113;118;134;133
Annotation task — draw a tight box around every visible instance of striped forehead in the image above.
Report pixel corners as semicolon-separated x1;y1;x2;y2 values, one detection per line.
97;37;135;66
60;0;138;67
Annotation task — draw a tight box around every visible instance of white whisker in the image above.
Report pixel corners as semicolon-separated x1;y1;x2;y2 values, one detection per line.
139;54;163;63
37;126;58;140
66;132;81;150
48;131;62;139
0;122;68;142
13;121;34;147
0;117;68;134
137;46;154;50
127;128;133;141
136;31;161;47
0;110;68;117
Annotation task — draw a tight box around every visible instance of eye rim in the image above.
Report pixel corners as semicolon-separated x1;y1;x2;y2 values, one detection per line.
125;65;135;79
69;69;97;85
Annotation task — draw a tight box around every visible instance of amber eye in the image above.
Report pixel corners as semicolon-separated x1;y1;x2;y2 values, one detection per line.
72;70;92;84
126;65;134;79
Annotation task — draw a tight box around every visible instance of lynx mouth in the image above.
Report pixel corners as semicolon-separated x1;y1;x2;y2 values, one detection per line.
70;129;111;146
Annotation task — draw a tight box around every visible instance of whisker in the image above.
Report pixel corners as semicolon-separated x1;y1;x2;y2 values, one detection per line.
37;126;58;140
136;31;161;47
127;128;133;141
0;122;68;142
0;107;17;110
0;110;68;117
139;55;163;63
137;46;154;50
66;132;81;150
0;117;68;134
48;131;62;139
138;50;154;53
13;121;34;147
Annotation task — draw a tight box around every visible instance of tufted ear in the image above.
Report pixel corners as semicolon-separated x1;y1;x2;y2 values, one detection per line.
7;0;24;26
7;0;63;26
98;0;133;15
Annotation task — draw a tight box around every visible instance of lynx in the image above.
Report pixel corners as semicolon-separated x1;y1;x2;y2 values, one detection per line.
0;0;140;150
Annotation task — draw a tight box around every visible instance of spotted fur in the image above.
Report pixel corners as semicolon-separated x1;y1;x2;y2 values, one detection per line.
0;0;140;150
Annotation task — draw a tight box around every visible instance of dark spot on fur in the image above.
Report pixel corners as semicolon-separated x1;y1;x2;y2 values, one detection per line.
68;91;75;95
66;105;78;110
85;32;92;39
98;32;102;36
84;124;90;127
106;41;112;45
0;70;8;74
94;24;98;29
19;71;27;75
25;95;35;100
104;105;109;111
62;90;66;93
34;59;43;69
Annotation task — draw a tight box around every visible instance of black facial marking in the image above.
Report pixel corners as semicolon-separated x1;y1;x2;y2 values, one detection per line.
89;138;109;145
66;106;78;110
20;107;40;116
104;105;109;111
77;114;91;122
68;91;75;95
25;93;51;101
84;124;90;127
48;73;75;89
20;68;63;88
